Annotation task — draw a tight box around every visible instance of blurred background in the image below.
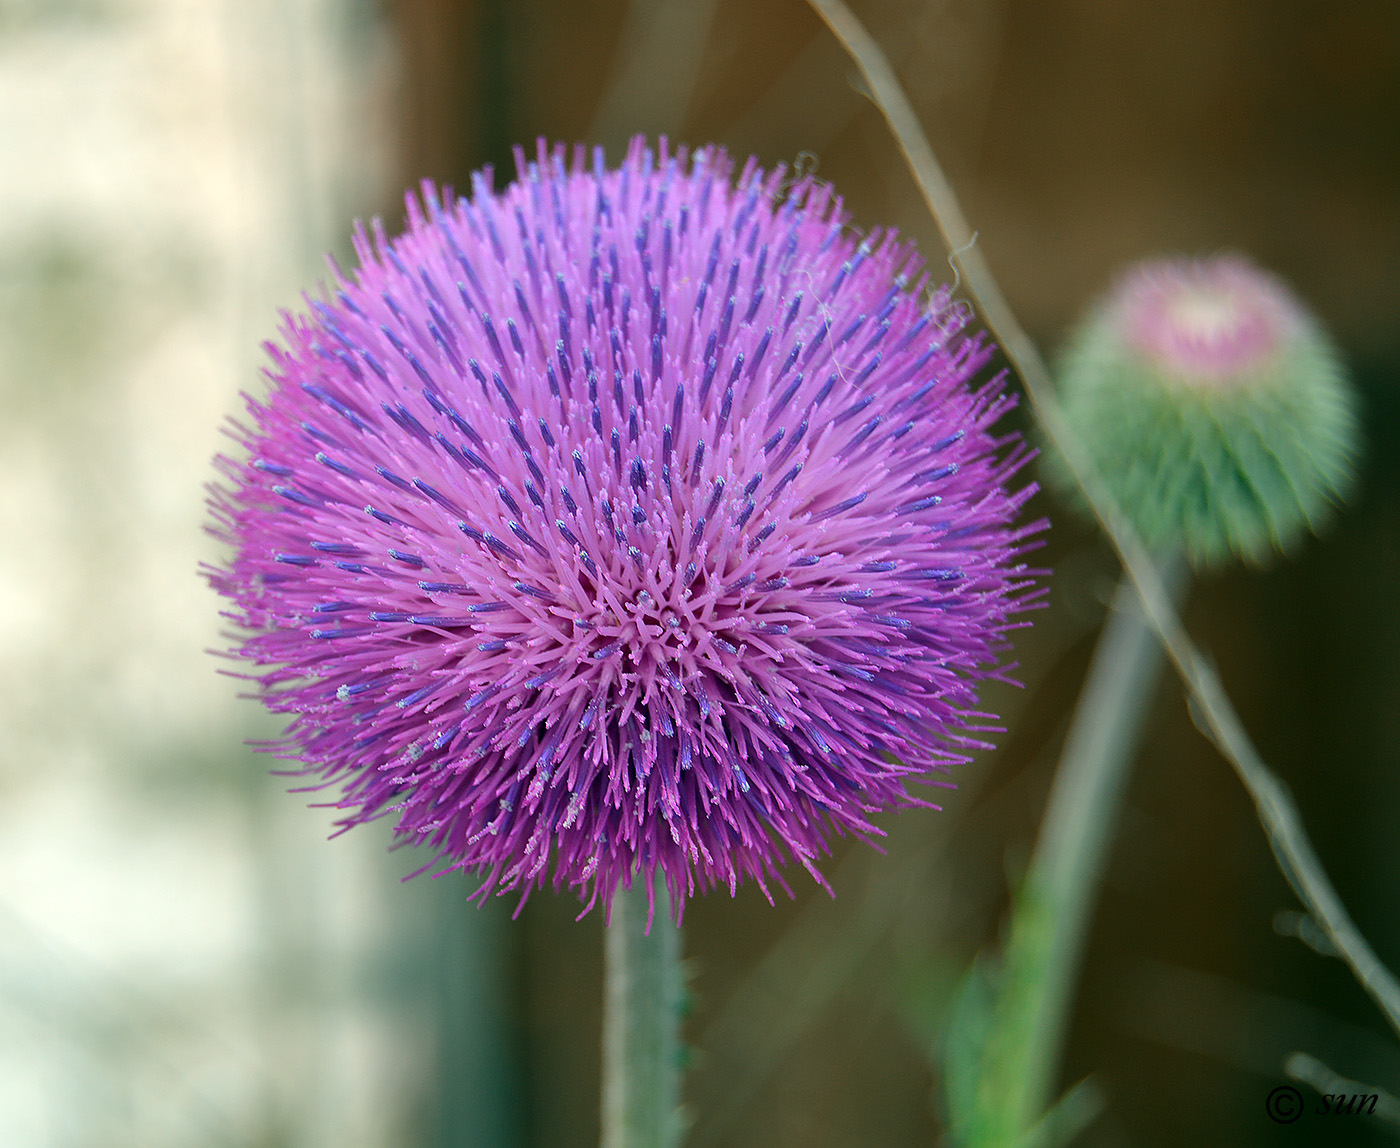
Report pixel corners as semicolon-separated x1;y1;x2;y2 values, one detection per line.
1;0;1396;1145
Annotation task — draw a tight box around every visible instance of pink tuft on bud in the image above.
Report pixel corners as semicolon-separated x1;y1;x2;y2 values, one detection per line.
1116;256;1303;385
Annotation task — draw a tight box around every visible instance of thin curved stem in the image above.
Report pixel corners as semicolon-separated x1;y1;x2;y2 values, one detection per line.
804;0;1400;1041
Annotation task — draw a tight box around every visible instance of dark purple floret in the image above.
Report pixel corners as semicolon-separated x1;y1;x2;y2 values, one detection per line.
207;138;1045;919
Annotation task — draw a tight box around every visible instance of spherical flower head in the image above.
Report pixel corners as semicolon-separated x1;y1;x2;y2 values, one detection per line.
207;138;1044;919
1046;255;1359;567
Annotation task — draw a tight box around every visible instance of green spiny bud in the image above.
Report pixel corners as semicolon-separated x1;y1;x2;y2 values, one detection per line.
1045;255;1359;567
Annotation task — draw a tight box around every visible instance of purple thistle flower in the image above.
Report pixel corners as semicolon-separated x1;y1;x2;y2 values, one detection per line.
208;138;1044;918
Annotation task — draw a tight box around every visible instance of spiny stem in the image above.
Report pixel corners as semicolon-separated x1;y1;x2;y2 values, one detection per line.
805;0;1400;1042
602;873;682;1148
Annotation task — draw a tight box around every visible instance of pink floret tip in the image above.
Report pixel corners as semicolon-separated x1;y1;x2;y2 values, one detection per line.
1115;255;1304;384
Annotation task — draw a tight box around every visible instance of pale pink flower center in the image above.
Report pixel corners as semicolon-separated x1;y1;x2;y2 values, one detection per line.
1122;260;1297;385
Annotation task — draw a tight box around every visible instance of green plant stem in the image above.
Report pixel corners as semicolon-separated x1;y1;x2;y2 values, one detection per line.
602;874;682;1148
962;560;1187;1148
1023;556;1187;1119
805;0;1400;1043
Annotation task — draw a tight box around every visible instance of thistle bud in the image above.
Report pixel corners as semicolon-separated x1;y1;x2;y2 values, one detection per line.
1046;255;1358;566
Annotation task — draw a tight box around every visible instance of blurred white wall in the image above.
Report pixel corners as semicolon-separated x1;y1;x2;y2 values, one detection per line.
0;1;444;1145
